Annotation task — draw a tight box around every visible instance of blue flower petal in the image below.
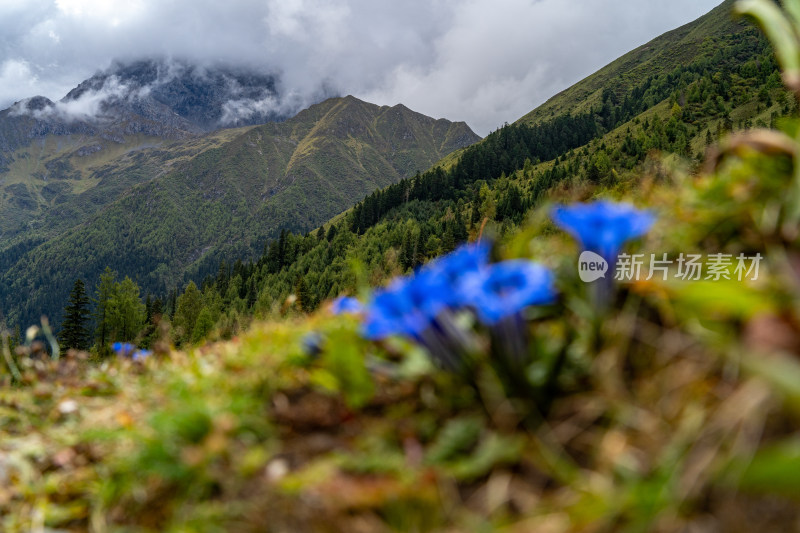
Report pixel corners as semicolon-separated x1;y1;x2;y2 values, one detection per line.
362;271;449;340
301;332;324;356
459;260;557;325
132;349;152;361
361;242;492;340
331;296;363;315
551;200;654;259
423;241;490;308
112;342;137;357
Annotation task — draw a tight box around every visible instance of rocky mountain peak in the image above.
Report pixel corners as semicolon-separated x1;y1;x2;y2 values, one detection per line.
63;58;294;130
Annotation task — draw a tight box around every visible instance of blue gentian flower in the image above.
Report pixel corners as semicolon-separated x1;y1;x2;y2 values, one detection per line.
112;342;135;357
362;280;421;341
459;260;557;325
363;266;481;372
132;349;152;361
551;200;654;260
301;332;324;357
423;241;490;308
331;296;363;315
361;243;502;372
362;270;449;340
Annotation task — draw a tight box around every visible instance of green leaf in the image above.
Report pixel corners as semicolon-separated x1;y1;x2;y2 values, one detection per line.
667;279;773;321
446;433;525;482
725;438;800;496
782;0;800;33
424;416;483;465
742;352;800;412
320;328;374;409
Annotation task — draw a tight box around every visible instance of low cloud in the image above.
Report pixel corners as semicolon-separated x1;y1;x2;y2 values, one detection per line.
55;76;129;121
0;0;723;135
221;95;287;126
7;59;298;127
9;74;142;122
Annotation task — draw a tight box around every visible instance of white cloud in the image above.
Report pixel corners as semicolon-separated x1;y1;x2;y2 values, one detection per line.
9;75;132;122
49;76;128;121
220;95;280;125
0;0;724;134
359;0;727;133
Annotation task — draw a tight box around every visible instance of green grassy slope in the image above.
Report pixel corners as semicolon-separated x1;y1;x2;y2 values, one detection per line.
517;0;739;126
0;124;250;240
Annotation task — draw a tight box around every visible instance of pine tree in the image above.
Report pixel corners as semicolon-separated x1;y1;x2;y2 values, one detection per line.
215;260;229;295
108;276;146;342
441;222;456;253
470;197;482;227
166;287;178;319
246;279;257;309
60;279;91;351
10;325;21;354
94;267;117;352
415;225;428;267
174;281;202;345
295;275;312;312
454;208;468;244
277;229;288;269
326;224;338;242
400;230;415;271
151;298;164;322
192;306;215;344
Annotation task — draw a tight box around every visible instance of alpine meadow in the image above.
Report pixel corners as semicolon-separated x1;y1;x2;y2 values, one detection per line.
6;0;800;531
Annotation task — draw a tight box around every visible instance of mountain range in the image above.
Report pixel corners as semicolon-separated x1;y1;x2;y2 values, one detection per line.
0;60;479;327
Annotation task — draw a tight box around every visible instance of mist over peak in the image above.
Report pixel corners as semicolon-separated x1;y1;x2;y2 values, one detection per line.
8;58;328;131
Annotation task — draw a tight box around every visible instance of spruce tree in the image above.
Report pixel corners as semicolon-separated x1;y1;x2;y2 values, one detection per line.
326;224;338;242
150;298;164;322
10;325;21;353
94;267;117;352
108;276;146;342
441;222;456;254
192;307;214;344
400;230;415;271
174;281;202;344
295;275;312;312
61;279;91;350
247;279;257;309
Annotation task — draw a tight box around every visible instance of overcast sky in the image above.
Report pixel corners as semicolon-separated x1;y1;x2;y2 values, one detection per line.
0;0;723;135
